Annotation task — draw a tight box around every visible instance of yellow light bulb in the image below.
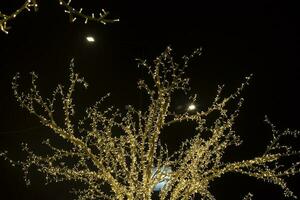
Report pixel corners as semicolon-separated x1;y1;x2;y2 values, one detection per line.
86;36;95;42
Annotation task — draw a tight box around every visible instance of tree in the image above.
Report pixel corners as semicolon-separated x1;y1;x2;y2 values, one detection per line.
0;0;118;34
1;46;299;199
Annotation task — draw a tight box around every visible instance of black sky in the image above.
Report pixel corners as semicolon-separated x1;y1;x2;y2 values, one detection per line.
0;0;299;199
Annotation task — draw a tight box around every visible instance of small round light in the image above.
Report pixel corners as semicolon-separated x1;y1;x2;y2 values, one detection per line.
86;36;95;42
188;104;196;111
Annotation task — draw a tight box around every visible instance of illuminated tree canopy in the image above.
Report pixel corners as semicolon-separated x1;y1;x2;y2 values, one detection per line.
1;47;299;199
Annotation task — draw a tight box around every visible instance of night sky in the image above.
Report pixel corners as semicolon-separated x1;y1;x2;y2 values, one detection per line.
0;0;299;199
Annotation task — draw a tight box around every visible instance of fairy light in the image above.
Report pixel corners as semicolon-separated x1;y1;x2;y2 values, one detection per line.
1;47;299;199
1;0;119;34
0;0;38;34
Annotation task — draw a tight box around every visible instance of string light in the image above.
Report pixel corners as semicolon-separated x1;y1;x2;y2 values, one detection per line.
0;0;119;34
1;47;299;199
0;0;38;34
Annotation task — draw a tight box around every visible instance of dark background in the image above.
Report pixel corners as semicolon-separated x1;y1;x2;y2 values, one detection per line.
0;0;299;199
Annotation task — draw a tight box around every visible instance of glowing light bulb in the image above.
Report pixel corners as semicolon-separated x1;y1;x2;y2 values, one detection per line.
188;104;196;111
86;36;95;42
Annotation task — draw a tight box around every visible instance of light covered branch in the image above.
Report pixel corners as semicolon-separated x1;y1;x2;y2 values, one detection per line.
0;0;119;34
0;0;38;34
1;47;299;199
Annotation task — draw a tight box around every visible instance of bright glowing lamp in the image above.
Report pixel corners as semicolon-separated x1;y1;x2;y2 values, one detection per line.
188;103;196;111
86;36;95;42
